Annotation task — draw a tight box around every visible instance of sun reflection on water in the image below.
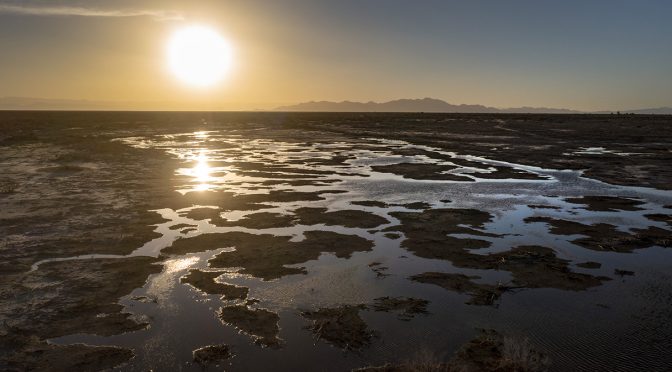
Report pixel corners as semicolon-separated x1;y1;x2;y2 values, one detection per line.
165;256;200;274
193;130;210;139
179;148;215;192
174;131;242;193
193;150;212;185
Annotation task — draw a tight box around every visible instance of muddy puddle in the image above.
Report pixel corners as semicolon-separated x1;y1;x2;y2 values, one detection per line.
3;114;672;371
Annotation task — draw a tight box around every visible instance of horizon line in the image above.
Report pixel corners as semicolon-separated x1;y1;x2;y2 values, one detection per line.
1;96;670;113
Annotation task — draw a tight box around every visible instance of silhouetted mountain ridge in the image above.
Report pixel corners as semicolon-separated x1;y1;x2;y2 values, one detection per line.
1;96;670;114
276;98;672;114
276;98;580;113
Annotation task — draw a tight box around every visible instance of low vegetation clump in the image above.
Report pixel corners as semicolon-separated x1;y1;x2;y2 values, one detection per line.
354;330;550;372
193;344;232;366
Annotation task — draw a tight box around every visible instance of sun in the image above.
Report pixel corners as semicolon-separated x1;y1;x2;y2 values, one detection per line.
167;25;233;87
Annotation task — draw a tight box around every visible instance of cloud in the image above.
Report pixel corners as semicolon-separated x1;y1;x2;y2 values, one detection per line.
0;3;183;21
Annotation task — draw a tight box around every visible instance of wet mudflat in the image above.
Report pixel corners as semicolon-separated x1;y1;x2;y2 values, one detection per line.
1;112;671;371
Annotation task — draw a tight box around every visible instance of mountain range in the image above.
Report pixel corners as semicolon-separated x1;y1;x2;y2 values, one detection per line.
276;98;672;114
1;96;670;114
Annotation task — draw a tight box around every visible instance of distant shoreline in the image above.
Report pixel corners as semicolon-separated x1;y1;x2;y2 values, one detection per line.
2;97;670;115
0;109;670;116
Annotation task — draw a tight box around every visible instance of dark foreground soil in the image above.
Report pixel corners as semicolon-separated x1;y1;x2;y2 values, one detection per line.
1;111;670;370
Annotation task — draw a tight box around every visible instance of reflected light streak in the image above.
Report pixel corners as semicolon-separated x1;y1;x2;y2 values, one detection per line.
193;150;211;183
188;149;213;191
194;131;209;139
174;131;245;193
165;256;200;274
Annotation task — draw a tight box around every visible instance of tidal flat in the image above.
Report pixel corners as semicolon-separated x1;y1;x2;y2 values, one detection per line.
1;112;671;371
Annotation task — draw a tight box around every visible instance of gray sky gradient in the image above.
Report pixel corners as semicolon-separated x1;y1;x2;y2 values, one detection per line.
0;0;670;111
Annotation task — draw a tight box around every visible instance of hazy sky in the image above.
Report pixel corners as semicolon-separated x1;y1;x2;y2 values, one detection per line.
0;0;670;110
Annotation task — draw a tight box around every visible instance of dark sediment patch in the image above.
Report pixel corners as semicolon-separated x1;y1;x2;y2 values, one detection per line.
176;190;346;213
524;216;619;238
240;190;346;203
1;208;166;275
410;272;507;306
183;207;221;221
384;232;401;239
0;257;161;369
390;210;609;303
368;262;390;278
180;269;248;300
486;246;610;291
233;171;322;179
162;232;241;256
645;214;672;227
193;344;232;366
371;297;429;320
564;196;645;212
2;257;161;339
212;212;297;229
285;154;355;167
353;329;549;372
169;223;196;230
370;163;473;181
1;334;133;372
183;208;297;229
230;161;335;177
577;261;602;269
615;269;635;277
218;305;281;347
131;295;157;303
294;207;389;228
524;216;671;252
208;231;374;280
397;202;432;210
630;227;672;247
528;204;561;210
176;192;273;212
230;160;361;178
165;231;373;280
301;305;373;350
390;146;456;162
384;208;500;259
449;158;496;170
351;200;389;208
389;147;492;172
448;330;550;372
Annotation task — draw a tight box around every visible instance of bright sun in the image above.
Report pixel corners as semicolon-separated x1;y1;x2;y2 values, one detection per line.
167;25;233;87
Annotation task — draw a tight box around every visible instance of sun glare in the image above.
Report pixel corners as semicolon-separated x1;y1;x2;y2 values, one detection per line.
167;25;233;87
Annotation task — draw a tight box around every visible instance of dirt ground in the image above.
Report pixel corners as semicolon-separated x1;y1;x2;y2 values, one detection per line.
1;111;670;370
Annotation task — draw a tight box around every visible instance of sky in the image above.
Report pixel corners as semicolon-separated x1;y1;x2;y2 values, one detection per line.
0;0;671;111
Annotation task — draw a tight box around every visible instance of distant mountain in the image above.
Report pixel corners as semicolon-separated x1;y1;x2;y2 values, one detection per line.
2;96;669;114
275;98;580;114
